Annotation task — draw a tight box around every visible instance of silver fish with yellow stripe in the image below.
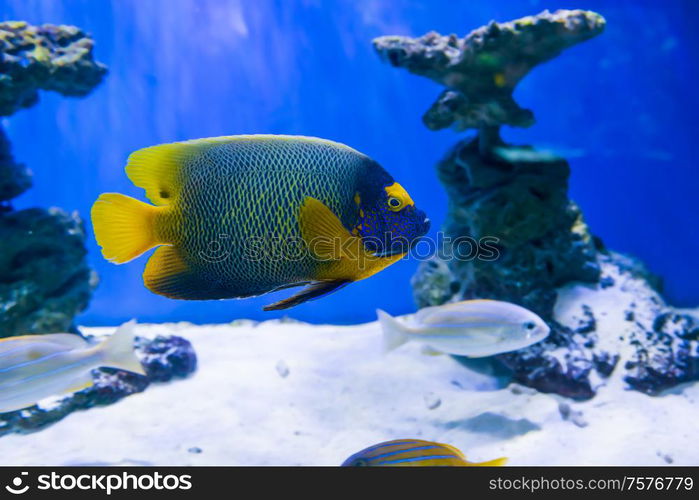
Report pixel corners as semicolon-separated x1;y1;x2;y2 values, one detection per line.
377;299;550;357
342;439;507;466
0;321;145;414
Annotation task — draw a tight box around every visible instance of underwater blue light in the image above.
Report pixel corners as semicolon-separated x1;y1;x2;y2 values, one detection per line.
0;0;696;325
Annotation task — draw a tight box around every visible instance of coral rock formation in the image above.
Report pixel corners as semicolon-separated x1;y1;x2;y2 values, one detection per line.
0;21;107;116
376;10;699;399
0;128;31;201
0;208;97;337
0;334;197;437
0;21;106;337
412;137;600;319
374;10;604;132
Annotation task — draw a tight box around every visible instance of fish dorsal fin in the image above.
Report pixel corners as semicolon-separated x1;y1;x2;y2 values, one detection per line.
263;280;350;311
416;300;502;326
127;135;362;206
126;137;235;205
299;197;360;260
39;333;89;349
417;310;471;326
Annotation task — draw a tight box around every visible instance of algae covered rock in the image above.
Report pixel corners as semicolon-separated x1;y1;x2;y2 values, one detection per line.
0;128;31;201
376;9;699;399
374;9;604;131
412;136;600;319
0;21;107;116
0;207;97;336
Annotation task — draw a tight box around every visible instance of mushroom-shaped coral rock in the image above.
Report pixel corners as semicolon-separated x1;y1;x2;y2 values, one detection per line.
373;10;605;134
0;21;107;116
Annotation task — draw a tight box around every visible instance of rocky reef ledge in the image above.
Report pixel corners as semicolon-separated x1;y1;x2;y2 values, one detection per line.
0;21;107;336
375;10;699;399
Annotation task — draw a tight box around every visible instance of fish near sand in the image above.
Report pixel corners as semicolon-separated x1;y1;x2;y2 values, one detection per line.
91;135;430;311
0;321;145;413
377;299;550;357
342;439;507;466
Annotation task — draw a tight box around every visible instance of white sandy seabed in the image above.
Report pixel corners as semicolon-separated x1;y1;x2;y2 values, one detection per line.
0;307;698;466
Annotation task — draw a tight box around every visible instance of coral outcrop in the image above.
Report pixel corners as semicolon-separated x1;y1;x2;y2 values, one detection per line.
0;21;106;337
374;9;604;133
0;128;31;201
0;208;97;336
0;333;197;437
0;21;107;116
376;9;699;399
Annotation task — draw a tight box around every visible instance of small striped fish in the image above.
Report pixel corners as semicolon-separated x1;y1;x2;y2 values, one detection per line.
0;321;146;413
377;299;550;357
342;439;507;467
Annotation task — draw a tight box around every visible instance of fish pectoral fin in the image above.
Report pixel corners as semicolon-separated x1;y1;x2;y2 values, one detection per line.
299;197;360;260
263;280;350;311
269;281;311;292
144;246;229;300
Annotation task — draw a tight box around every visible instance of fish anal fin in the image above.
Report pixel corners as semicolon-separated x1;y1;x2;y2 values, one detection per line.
144;246;228;300
263;280;350;311
63;373;94;395
299;197;360;260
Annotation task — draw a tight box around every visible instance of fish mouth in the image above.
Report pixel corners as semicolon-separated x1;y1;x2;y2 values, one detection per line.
371;236;423;257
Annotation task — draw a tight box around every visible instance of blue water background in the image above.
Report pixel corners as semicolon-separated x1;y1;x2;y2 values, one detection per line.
0;0;696;325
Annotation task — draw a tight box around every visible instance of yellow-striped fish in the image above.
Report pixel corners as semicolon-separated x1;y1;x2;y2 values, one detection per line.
342;439;507;466
91;135;429;310
0;321;145;413
377;299;550;357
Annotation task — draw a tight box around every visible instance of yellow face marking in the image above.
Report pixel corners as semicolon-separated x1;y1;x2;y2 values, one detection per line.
354;192;361;206
384;182;414;212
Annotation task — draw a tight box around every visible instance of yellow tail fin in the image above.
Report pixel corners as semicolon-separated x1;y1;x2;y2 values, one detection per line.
91;193;160;264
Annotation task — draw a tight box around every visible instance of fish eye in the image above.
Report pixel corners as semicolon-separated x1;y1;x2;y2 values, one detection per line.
524;321;536;330
388;197;403;210
352;459;369;467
